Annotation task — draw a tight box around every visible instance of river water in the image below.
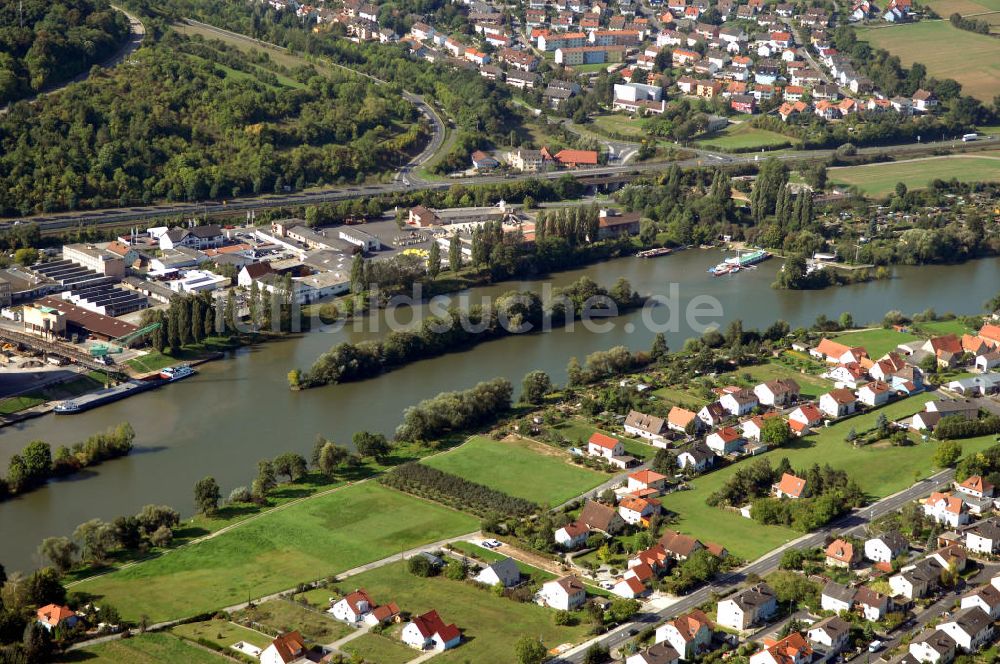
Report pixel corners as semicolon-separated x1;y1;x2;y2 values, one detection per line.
0;249;997;571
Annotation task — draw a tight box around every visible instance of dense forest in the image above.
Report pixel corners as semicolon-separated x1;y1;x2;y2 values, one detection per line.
0;0;130;104
0;32;423;215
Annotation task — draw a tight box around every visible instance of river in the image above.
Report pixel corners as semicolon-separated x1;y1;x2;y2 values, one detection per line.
0;249;997;571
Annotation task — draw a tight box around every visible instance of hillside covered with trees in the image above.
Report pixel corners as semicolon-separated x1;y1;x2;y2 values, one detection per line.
0;32;424;215
0;0;130;104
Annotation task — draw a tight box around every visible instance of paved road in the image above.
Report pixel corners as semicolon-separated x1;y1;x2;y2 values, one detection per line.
6;134;998;233
552;468;957;663
0;5;145;116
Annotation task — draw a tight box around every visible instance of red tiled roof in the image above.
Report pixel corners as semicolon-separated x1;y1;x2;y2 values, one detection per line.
554;149;598;165
269;631;306;664
630;469;667;485
825;539;855;563
36;604;75;628
776;473;806;498
668;406;697;428
589;432;620;449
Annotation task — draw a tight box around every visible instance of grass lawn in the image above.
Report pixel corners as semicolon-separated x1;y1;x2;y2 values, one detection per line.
857;22;1000;101
591;113;649;138
661;392;999;560
720;362;833;399
342;632;416;664
235;599;352;643
334;561;592;663
651;386;709;410
828;153;1000;196
126;336;239;374
72;632;228;663
833;328;922;357
914;319;977;336
0;370;107;414
695;123;793;152
546;419;664;461
72;483;478;622
422;435;607;505
172;618;273;650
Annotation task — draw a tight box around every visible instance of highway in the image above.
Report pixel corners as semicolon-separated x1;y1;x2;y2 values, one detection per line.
552;467;956;663
4;134;997;235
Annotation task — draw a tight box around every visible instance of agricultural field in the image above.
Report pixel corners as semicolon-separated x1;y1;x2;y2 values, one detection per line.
857;22;1000;100
923;0;1000;26
71;632;228;663
695;123;793;151
832;328;922;357
828;153;1000;196
71;483;478;622
661;392;1000;560
330;560;593;663
422;435;607;505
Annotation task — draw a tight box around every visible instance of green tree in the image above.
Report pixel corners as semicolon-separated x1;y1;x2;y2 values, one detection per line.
255;460;277;496
351;254;366;294
272;453;307;481
193;477;221;515
318;441;349;477
650;333;668;361
352;431;390;460
449;234;462;271
13;248;38;266
839;311;854;329
427;241;441;278
37;537;77;573
521;370;553;404
73;519;116;563
933;440;963;468
761;418;792;447
514;636;548;664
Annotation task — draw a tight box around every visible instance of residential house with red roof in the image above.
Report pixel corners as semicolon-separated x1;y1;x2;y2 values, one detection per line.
923;491;970;528
656;609;714;658
541;575;587;610
788;403;823;431
706;426;744;455
36;604;78;633
956;475;995;500
628;470;668;495
261;631;307;664
619;496;661;526
749;632;813;664
978;324;1000;347
401;610;461;651
773;473;807;499
668;406;699;433
554;149;599;167
554;520;591;549
825;539;859;568
819;389;858;418
588;432;624;459
330;589;376;623
858;380;892;407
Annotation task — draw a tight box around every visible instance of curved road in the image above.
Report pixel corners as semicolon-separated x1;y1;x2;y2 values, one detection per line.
0;5;145;116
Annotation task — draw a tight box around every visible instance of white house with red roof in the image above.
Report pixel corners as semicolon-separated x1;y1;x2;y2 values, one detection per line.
858;380;892;407
956;475;995;500
541;575;587;610
706;426;744;455
330;589;376;623
825;539;859;568
811;338;865;364
588;432;624;459
789;404;823;429
402;610;461;650
656;609;713;658
750;633;813;664
773;473;807;499
613;571;652;599
555;521;591;549
923;491;970;528
979;324;1000;347
628;470;668;495
36;604;78;633
819;389;857;418
261;631;307;664
630;544;670;573
667;406;700;433
619;496;661;525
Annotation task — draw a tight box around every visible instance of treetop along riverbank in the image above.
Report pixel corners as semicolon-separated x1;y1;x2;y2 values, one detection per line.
289;276;642;389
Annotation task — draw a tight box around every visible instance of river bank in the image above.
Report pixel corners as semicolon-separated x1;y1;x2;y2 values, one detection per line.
0;250;997;571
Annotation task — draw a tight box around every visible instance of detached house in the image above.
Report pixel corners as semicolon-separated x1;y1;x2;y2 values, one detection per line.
619;496;661;525
625;410;668;445
698;402;728;427
261;631;307;664
707;427;744;455
331;589;376;623
965;519;1000;554
773;473;807;499
923;492;970;528
475;557;521;587
789;404;824;429
891;559;943;600
961;584;1000;620
628;470;668;495
402;610;461;651
858;381;892;407
656;609;714;658
820;582;856;614
668;406;700;433
749;633;813;664
909;629;957;664
807;615;851;653
555;521;590;549
864;531;909;564
819;389;858;419
579;499;627;535
541;575;587;610
720;389;758;417
36;604;78;633
627;643;682;664
956;475;995;500
677;443;716;473
825;539;859;568
938;607;995;652
588;432;624;459
717;583;777;630
659;529;705;561
755;379;801;406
